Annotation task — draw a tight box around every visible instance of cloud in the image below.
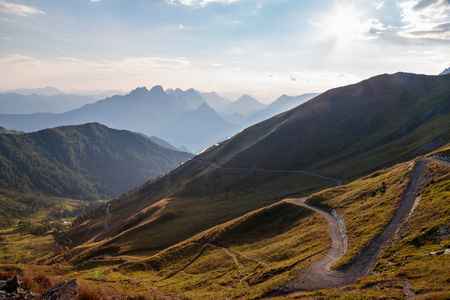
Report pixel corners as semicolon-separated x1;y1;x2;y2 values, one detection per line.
0;0;44;16
398;0;450;40
3;37;12;40
210;63;224;67
413;0;439;10
57;37;70;42
0;54;193;91
373;1;384;9
165;0;241;7
408;22;450;39
91;0;102;2
1;17;17;22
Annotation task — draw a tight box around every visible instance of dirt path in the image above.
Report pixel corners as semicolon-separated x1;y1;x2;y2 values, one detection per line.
161;173;171;195
274;159;432;293
194;158;342;186
105;204;112;231
431;157;450;167
282;199;349;291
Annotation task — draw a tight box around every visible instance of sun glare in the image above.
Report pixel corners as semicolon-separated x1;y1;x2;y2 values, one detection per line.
323;5;365;41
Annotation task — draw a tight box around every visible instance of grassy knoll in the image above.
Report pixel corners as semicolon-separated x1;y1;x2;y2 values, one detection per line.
307;160;414;268
118;201;330;299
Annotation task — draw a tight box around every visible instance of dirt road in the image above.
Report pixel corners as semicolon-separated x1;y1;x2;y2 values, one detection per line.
276;159;432;292
105;204;112;231
288;199;348;289
194;158;342;186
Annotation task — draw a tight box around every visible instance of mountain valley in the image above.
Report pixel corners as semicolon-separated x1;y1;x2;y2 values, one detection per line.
0;72;449;299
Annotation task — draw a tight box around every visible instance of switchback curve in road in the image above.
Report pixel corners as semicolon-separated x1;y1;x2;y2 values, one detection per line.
277;158;432;292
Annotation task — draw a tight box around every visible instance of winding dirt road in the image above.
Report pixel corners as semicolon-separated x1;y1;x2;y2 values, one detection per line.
105;204;112;231
194;158;343;186
277;159;432;292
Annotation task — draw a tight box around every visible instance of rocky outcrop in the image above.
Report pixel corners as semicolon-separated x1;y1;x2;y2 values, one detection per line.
0;275;36;299
42;279;77;300
0;276;77;300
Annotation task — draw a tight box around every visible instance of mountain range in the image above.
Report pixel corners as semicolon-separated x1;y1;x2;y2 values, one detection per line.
1;86;125;99
0;86;317;153
0;93;98;114
0;72;449;299
66;72;450;255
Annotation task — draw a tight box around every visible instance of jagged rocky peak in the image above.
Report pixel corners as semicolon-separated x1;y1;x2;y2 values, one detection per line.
129;86;150;97
149;85;167;96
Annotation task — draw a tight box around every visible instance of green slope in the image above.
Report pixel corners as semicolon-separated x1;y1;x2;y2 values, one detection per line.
0;123;192;201
202;72;450;179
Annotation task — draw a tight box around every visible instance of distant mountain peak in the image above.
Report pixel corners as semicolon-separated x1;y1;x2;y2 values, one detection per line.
235;94;265;106
197;101;215;112
150;85;165;93
222;94;266;116
129;86;150;96
440;67;450;75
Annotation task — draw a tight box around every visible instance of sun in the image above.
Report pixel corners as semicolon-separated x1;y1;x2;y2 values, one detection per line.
322;5;365;41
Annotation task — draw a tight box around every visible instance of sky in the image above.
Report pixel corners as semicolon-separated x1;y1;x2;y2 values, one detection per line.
0;0;449;102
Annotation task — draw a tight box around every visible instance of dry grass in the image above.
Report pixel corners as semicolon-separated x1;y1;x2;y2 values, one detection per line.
113;201;330;299
371;161;450;295
306;160;414;268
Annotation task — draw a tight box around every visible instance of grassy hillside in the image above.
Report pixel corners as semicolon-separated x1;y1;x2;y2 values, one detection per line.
306;160;414;268
0;126;23;134
66;158;335;249
0;155;448;299
290;159;450;299
202;73;450;180
3;156;448;299
67;73;450;258
0;123;192;200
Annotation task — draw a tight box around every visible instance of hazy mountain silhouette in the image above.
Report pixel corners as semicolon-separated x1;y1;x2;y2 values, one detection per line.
0;87;316;153
158;102;239;153
200;91;232;111
244;93;319;126
440;67;450;75
222;94;266;116
0;93;97;114
3;86;125;100
0;85;190;137
166;88;205;110
3;86;63;96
